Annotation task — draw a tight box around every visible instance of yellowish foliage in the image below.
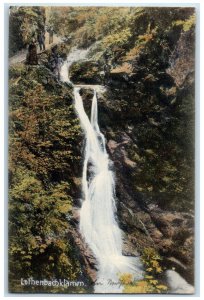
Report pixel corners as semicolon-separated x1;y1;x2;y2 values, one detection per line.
138;33;153;43
124;45;144;61
111;63;133;74
120;248;168;294
145;275;153;279
123;279;155;294
173;13;196;31
103;28;131;47
119;273;134;285
156;285;168;291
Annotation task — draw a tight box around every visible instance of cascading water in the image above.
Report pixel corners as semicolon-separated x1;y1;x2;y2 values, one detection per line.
59;46;195;295
61;48;143;293
74;88;143;293
60;47;90;83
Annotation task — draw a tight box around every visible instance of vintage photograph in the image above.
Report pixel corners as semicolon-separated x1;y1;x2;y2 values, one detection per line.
8;6;195;294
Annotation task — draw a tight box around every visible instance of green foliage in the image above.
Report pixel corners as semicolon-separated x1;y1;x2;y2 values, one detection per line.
121;277;167;293
141;247;163;275
8;6;195;292
9;6;46;56
50;7;134;48
49;6;195;74
9;167;74;274
119;248;168;294
8;64;83;292
9;66;81;182
118;8;195;212
102;28;132;48
173;13;196;31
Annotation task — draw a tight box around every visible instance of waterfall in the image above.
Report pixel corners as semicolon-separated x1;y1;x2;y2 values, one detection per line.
74;88;143;293
61;49;143;293
60;47;90;83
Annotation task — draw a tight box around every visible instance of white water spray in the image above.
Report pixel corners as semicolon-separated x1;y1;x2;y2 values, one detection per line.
74;88;143;293
61;48;143;293
166;270;194;294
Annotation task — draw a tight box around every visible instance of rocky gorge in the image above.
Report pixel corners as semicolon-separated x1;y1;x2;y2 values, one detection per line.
68;12;195;288
8;6;195;294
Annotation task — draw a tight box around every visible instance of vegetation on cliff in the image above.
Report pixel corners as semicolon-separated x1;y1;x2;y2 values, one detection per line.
58;7;195;214
8;63;85;292
9;6;46;56
61;6;195;285
8;5;195;293
60;6;195;212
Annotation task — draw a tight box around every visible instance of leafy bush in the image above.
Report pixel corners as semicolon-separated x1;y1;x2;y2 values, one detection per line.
141;247;163;275
119;248;168;294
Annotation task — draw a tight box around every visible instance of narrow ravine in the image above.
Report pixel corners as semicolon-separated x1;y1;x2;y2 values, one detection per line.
8;7;196;295
60;47;194;294
61;48;143;293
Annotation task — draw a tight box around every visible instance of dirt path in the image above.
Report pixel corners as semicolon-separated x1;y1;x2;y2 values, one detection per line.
9;32;63;65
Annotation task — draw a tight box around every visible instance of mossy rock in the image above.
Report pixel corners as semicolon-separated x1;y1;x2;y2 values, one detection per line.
69;60;103;84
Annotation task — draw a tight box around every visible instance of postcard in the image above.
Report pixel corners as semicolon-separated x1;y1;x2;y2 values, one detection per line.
8;6;195;294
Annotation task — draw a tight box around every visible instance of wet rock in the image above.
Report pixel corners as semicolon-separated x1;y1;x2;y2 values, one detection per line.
122;233;140;257
79;88;94;101
70;60;103;84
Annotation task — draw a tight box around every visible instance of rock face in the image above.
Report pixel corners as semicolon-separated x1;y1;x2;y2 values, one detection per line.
69;208;98;284
72;18;195;287
70;61;103;84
